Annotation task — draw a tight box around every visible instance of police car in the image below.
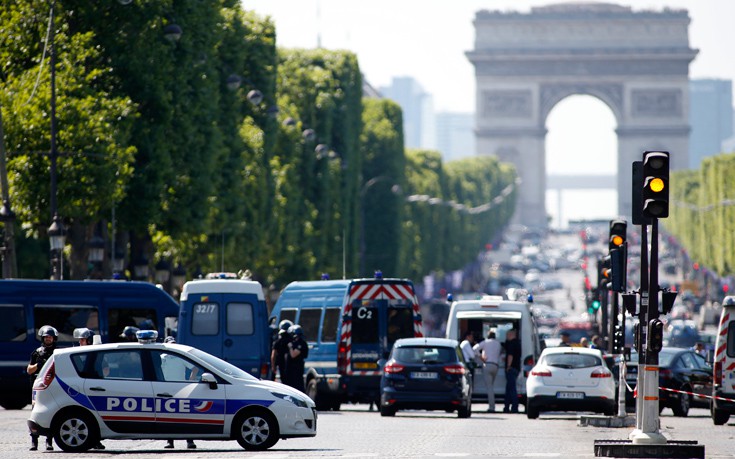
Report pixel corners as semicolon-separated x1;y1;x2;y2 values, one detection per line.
27;331;316;452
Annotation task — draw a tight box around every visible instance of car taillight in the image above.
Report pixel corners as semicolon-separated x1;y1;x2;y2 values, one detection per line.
34;362;55;391
590;368;611;378
524;356;534;367
659;369;672;380
443;364;466;375
384;362;405;374
260;363;269;379
337;341;348;375
714;361;723;385
531;368;552;377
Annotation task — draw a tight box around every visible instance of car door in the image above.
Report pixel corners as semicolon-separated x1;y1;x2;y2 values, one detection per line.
150;349;226;436
689;351;714;403
83;349;155;434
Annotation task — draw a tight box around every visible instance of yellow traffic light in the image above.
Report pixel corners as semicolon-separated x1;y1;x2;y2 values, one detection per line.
649;177;665;193
611;235;624;247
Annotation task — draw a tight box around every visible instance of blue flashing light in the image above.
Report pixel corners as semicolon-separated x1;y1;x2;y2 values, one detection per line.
321;273;330;280
527;294;534;303
374;270;383;279
136;329;159;343
447;293;453;302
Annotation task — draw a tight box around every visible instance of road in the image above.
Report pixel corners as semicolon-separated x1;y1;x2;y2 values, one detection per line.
2;404;732;458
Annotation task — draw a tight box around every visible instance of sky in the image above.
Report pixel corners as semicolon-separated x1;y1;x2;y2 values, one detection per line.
243;1;735;227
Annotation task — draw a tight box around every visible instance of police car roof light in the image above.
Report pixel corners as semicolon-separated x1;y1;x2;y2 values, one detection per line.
136;329;158;343
374;270;383;279
321;273;330;280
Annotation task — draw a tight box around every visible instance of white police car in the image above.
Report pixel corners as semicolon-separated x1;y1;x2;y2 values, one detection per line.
28;330;316;452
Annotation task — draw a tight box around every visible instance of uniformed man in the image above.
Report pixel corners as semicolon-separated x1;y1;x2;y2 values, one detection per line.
27;325;58;451
285;325;308;393
271;320;292;382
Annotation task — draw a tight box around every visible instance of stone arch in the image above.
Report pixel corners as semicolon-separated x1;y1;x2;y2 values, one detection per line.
467;3;697;228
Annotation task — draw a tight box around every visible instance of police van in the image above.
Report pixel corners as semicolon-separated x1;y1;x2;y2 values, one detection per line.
445;294;543;408
269;273;423;410
176;274;271;380
712;295;735;424
0;279;179;410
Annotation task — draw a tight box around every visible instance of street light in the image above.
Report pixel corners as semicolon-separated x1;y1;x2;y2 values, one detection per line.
0;200;16;278
48;214;65;280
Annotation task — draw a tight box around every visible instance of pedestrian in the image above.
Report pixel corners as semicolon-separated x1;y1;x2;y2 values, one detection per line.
590;335;604;351
161;336;197;449
558;331;572;347
119;325;140;342
285;324;308;393
691;341;707;358
27;325;57;451
503;328;521;414
459;330;477;363
72;328;107;450
271;320;293;382
475;330;502;412
579;337;589;348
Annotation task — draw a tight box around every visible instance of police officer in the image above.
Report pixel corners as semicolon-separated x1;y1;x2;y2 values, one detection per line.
71;328;106;450
27;325;57;451
285;324;308;393
271;320;293;382
119;325;140;342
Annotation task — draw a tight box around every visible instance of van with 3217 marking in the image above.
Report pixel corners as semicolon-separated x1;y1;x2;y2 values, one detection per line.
269;272;424;411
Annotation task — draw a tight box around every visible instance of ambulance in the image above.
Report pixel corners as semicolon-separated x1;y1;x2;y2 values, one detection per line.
712;295;735;424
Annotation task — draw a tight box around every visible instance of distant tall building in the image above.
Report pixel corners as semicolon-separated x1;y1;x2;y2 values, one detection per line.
379;77;435;149
689;79;733;168
435;112;475;162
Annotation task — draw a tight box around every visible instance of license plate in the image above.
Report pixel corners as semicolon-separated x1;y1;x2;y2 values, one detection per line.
557;392;584;399
411;371;438;379
353;362;377;369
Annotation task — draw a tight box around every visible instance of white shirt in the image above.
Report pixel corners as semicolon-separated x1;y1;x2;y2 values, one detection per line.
460;339;476;362
475;338;502;365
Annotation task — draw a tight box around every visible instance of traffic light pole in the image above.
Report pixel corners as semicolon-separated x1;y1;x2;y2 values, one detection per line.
633;222;648;434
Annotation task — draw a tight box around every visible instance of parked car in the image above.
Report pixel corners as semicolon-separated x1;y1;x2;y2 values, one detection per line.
379;337;472;418
27;331;317;451
526;346;615;419
625;347;713;417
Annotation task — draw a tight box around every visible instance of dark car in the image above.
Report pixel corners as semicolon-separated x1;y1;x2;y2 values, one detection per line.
379;337;472;418
625;347;713;417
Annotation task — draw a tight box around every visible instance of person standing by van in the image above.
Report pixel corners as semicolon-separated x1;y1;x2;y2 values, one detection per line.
459;330;477;363
27;326;57;451
503;328;521;414
286;325;308;393
271;320;293;382
475;331;502;413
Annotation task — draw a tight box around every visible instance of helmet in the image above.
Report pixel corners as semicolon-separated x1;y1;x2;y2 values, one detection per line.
288;324;304;336
120;326;140;340
73;327;95;345
38;325;58;339
279;319;293;332
724;296;735;307
164;336;176;344
139;319;155;330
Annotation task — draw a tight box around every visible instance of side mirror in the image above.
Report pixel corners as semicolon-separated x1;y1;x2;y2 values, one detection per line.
200;372;218;390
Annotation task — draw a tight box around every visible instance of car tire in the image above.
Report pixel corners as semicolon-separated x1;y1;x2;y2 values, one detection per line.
329;398;342;412
306;378;329;411
234;408;280;451
52;408;99;452
712;406;730;425
458;397;472;418
0;399;28;410
671;390;690;417
380;405;396;417
526;404;540;419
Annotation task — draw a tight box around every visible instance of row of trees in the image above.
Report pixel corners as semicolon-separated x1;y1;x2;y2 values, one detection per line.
668;152;735;277
0;0;517;289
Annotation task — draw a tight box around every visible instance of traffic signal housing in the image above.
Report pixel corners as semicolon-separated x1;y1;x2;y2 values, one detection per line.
642;151;670;218
647;318;664;353
609;219;627;251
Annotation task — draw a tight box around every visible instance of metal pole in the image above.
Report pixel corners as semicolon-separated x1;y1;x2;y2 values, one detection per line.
634;223;648;432
49;0;62;280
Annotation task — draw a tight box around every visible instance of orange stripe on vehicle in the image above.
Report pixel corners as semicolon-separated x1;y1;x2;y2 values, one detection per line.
644;366;659;371
643;396;659;401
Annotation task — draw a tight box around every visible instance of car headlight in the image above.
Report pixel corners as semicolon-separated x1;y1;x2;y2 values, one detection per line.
271;391;309;408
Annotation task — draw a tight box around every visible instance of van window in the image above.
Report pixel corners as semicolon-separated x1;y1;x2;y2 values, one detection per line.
227;302;254;335
279;309;297;325
322;308;340;342
192;302;219;335
728;321;735;357
352;301;378;344
299;309;321;342
34;305;99;343
108;307;158;342
387;306;414;346
0;304;26;342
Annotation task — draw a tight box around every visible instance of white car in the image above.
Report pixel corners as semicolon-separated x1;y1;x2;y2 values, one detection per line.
525;346;615;419
28;334;316;452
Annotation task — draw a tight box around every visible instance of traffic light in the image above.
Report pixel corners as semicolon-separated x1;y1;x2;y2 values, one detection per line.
647;318;664;353
642;151;670;218
610;248;627;292
609;219;627;251
661;289;678;315
597;256;611;289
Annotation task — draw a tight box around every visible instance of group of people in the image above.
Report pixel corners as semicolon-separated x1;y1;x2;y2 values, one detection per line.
270;320;309;392
558;331;605;351
460;328;522;414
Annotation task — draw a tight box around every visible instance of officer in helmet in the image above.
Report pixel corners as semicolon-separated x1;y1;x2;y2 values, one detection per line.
119;325;140;342
73;327;96;346
285;324;308;393
27;325;58;451
270;320;293;381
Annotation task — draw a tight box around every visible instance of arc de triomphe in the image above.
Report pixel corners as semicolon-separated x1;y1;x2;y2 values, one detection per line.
467;3;697;228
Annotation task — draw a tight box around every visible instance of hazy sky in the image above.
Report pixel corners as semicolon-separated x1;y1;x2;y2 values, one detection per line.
242;1;735;226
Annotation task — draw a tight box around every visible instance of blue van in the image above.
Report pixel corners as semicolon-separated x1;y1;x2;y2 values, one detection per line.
269;275;424;410
176;277;271;379
0;279;179;410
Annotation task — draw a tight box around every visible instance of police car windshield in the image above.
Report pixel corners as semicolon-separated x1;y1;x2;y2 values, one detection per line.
190;348;257;381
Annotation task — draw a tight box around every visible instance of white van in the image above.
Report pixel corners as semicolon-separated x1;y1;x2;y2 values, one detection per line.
712;295;735;425
445;295;544;409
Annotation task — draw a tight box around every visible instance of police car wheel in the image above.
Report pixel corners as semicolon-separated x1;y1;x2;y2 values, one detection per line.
234;409;279;450
53;409;99;452
672;390;690;417
712;406;730;425
306;379;328;411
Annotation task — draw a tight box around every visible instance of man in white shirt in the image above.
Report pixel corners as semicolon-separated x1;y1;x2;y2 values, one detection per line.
459;330;477;363
474;330;502;412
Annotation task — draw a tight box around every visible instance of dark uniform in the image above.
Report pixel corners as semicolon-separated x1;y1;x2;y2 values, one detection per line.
285;326;308;393
271;329;292;382
28;326;57;451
